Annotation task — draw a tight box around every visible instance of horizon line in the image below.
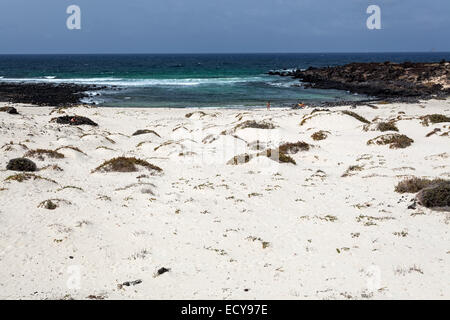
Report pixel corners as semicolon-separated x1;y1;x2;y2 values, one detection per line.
0;51;450;56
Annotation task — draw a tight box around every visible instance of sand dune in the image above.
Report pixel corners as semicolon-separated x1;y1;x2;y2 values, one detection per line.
0;100;449;300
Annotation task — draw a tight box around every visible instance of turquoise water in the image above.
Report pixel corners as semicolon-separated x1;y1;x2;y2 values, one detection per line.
0;53;449;108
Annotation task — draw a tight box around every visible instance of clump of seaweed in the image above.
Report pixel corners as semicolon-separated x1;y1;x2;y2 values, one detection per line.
395;177;445;194
92;157;162;173
342;110;370;124
367;134;414;149
278;141;311;154
24;149;65;160
420;114;450;126
377;122;399;132
311;130;328;141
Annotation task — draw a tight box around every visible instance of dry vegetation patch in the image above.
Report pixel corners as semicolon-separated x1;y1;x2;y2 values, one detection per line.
367;134;414;149
24;149;65;160
93;157;162;173
377;122;399;132
278;141;311;154
395;177;445;194
234;120;275;131
416;181;450;210
341;110;371;124
132;129;161;137
4;173;57;184
311;130;329;141
342;165;364;177
55;146;86;155
420;114;450;126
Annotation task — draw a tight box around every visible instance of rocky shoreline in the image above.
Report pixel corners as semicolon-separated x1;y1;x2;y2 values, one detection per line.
0;82;107;106
269;61;450;101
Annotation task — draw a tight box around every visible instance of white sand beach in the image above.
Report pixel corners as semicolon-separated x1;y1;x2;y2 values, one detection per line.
0;99;449;300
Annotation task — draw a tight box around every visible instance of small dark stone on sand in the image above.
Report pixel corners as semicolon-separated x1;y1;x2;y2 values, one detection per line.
407;200;417;210
119;279;142;289
6;158;37;172
156;267;170;277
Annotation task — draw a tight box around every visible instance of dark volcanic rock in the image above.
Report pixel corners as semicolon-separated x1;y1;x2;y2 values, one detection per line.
52;115;98;126
6;158;37;172
0;82;107;106
270;61;450;99
0;106;19;114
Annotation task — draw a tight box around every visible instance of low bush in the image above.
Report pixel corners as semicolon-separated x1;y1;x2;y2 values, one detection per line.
367;134;414;149
416;181;450;209
24;149;65;160
278;141;311;154
93;157;162;173
395;177;445;194
377;122;399;132
6;158;37;172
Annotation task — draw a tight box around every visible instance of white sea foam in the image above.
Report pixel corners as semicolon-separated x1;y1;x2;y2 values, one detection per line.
0;76;265;87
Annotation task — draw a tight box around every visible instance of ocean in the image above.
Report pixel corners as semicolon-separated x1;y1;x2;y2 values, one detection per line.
1;52;449;108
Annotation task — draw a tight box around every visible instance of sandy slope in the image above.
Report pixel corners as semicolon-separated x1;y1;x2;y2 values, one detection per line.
0;99;449;300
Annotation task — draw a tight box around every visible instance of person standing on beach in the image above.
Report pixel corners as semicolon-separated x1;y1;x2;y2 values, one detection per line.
267;101;271;111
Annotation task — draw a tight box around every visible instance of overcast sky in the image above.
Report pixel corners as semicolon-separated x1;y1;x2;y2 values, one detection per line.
0;0;448;54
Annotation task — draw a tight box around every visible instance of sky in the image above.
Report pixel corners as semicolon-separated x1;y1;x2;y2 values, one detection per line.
0;0;448;54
